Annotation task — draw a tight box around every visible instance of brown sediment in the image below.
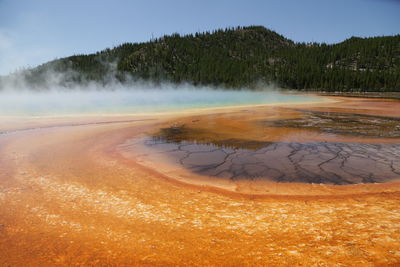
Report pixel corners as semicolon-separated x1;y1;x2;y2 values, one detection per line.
268;109;400;138
0;95;400;266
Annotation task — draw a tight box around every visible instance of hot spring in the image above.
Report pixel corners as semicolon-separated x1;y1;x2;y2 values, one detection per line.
0;87;321;116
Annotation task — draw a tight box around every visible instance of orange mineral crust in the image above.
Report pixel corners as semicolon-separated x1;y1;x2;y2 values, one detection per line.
0;96;400;266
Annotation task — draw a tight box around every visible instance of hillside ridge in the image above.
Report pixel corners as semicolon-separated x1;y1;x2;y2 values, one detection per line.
1;26;399;91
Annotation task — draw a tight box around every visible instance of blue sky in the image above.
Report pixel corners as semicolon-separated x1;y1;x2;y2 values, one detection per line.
0;0;399;75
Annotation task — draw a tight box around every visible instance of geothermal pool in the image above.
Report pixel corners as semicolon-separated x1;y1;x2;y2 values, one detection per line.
0;88;321;115
1;92;400;265
1;88;399;187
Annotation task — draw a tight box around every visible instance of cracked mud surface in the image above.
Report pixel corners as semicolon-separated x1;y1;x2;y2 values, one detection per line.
134;137;400;185
130;98;400;185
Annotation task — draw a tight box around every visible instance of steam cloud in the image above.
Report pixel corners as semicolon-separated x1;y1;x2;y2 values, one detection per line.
0;63;311;116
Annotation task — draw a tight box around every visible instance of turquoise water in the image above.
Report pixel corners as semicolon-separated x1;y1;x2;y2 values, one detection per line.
0;89;321;116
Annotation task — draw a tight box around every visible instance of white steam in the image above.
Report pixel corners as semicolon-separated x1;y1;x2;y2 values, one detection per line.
0;63;317;116
0;85;313;116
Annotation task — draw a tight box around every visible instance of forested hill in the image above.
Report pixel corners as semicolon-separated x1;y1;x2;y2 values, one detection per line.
2;26;400;91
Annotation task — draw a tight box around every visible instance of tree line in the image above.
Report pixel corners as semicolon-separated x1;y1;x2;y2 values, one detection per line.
3;26;399;91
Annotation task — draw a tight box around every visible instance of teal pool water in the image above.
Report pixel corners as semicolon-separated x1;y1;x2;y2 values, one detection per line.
0;88;322;116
